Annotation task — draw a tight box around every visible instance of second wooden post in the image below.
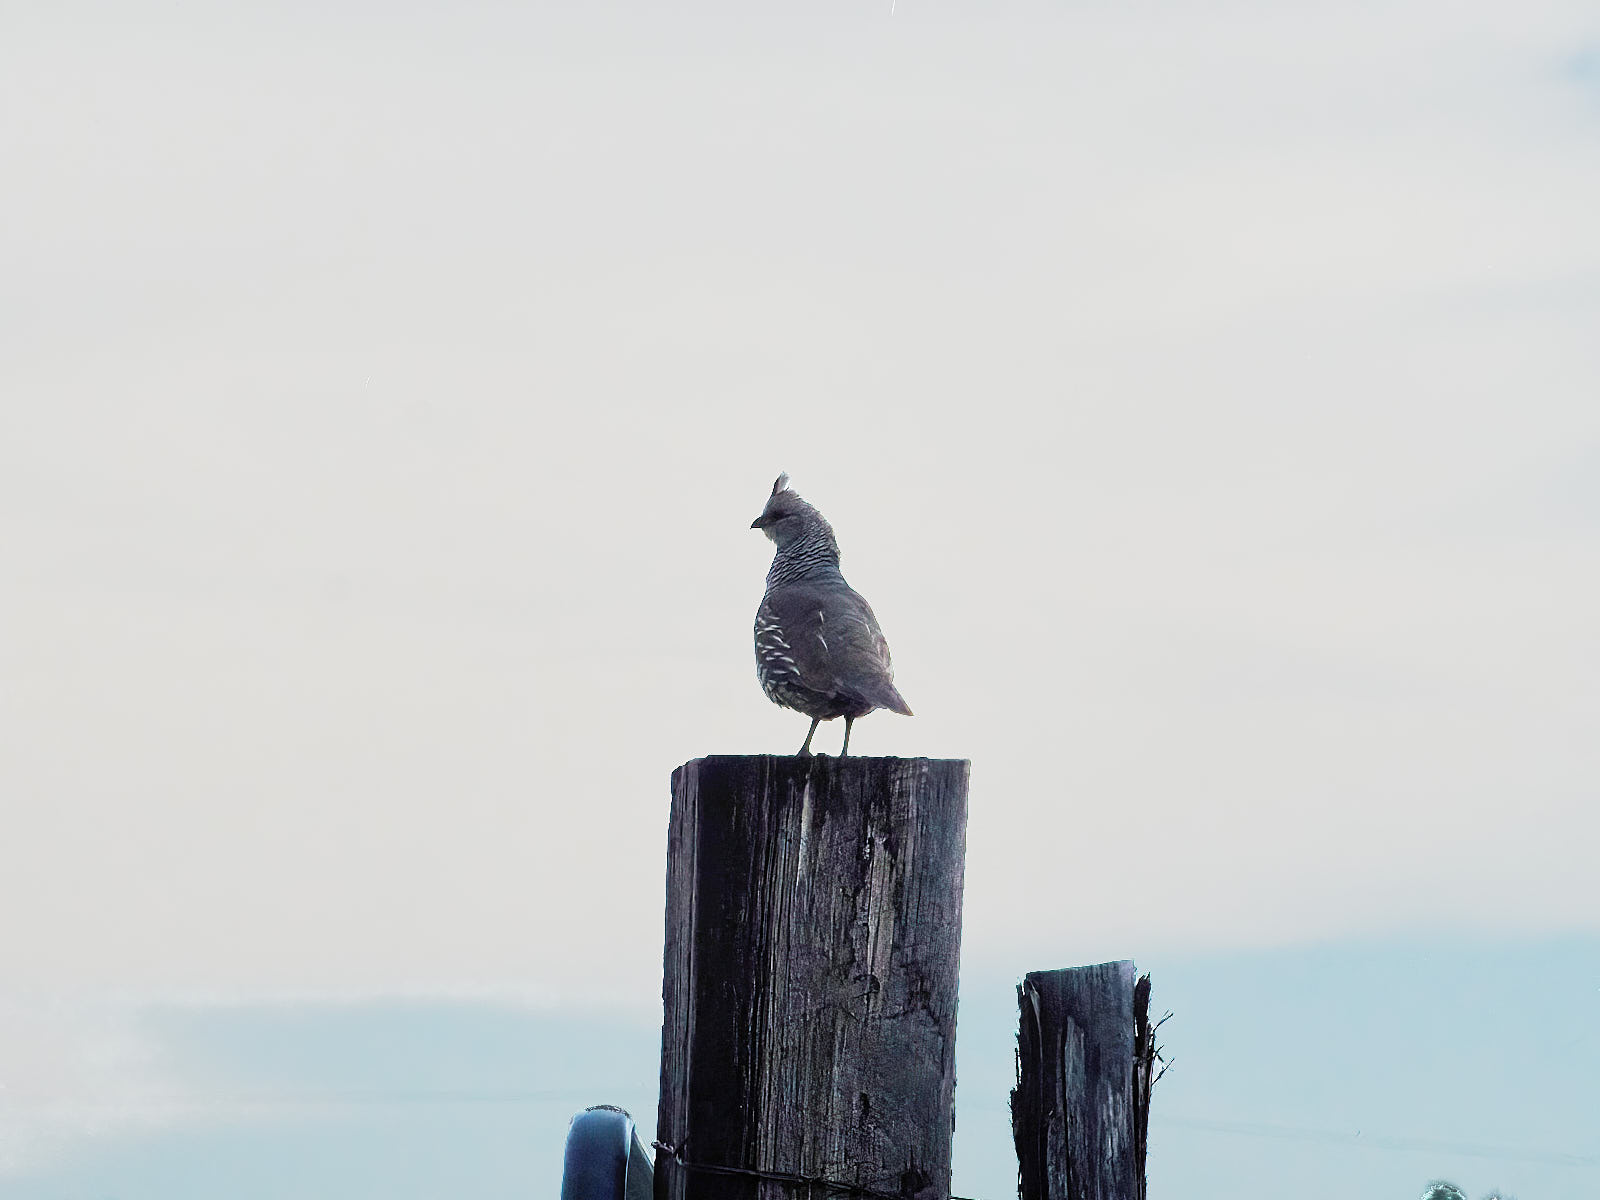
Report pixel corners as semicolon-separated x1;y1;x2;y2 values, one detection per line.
656;754;970;1200
1011;962;1155;1200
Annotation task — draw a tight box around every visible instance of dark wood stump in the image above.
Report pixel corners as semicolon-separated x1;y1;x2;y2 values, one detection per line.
656;755;970;1200
1011;962;1155;1200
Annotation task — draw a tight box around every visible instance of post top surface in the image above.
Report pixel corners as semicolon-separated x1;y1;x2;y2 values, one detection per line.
677;754;971;768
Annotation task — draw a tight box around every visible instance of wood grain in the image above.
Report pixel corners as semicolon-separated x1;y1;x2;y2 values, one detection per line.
657;755;970;1200
1011;962;1153;1200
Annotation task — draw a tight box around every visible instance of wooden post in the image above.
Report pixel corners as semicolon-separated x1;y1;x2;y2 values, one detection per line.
656;755;970;1200
1011;962;1155;1200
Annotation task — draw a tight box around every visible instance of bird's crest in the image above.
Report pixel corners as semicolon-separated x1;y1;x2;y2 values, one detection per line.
752;471;829;544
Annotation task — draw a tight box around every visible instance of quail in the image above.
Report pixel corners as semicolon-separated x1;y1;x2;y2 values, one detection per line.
750;474;912;756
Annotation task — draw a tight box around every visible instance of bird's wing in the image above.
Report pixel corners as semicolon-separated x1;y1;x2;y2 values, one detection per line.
764;583;910;714
832;591;913;715
759;584;837;696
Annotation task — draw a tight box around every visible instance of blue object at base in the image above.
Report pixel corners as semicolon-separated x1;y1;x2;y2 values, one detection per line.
560;1106;653;1200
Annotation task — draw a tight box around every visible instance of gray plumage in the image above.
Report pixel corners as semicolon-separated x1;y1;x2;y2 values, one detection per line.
750;474;912;757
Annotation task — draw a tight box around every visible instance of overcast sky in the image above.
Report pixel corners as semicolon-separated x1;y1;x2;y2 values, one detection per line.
2;0;1597;1194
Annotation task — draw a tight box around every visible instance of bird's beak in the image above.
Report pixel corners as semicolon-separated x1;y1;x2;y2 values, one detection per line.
750;516;767;530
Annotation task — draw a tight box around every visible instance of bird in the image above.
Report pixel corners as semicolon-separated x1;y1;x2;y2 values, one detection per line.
750;474;912;756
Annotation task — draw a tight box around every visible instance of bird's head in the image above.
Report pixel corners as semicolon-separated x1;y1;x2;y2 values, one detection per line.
750;473;821;549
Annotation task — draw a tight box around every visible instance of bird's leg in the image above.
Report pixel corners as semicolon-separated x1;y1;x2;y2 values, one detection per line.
797;717;820;757
841;716;854;757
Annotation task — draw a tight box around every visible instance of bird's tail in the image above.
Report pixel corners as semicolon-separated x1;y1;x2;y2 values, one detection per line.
868;681;914;717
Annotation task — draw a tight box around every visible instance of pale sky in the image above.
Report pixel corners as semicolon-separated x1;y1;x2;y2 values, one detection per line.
2;0;1597;1194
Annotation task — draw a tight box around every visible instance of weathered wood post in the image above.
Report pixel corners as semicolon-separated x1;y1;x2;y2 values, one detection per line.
1011;962;1155;1200
656;755;969;1200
